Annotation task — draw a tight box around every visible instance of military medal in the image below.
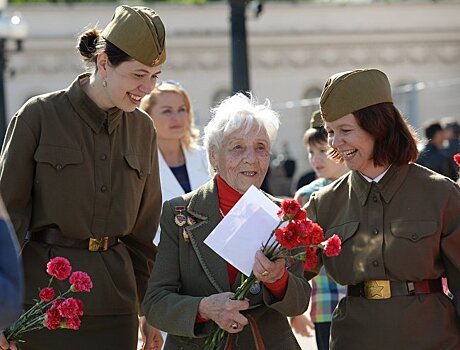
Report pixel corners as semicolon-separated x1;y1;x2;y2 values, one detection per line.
174;206;187;227
249;282;261;295
186;216;196;226
182;229;190;242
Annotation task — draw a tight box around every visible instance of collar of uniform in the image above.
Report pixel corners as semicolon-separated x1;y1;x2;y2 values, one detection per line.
374;164;409;204
350;171;373;206
351;164;408;205
67;73;123;134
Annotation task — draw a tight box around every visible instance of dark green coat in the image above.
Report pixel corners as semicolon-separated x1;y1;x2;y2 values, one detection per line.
143;178;311;349
0;74;161;316
306;164;460;349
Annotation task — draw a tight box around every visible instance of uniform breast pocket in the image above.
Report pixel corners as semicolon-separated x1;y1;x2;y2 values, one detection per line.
390;220;438;243
326;221;360;245
124;154;151;179
123;154;152;197
34;145;83;171
33;145;84;197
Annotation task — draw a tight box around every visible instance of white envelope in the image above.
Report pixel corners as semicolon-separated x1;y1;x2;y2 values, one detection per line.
204;185;280;276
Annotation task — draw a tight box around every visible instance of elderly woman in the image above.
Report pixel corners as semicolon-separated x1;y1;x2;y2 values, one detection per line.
306;68;460;349
142;93;311;349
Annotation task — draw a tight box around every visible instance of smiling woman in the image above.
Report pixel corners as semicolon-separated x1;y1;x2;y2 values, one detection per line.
0;5;166;350
304;68;460;350
142;92;312;350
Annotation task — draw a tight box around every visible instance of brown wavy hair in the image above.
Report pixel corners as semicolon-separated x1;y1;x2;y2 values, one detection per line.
328;102;419;166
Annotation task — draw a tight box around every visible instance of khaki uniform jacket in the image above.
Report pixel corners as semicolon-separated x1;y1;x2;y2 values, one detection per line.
0;74;161;315
142;178;311;349
306;163;460;349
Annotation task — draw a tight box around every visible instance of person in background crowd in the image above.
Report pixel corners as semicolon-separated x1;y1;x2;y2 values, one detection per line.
140;81;210;246
142;93;311;349
441;117;460;172
305;68;460;349
0;196;23;350
295;170;317;191
442;118;460;156
0;5;166;350
416;121;457;180
291;109;348;350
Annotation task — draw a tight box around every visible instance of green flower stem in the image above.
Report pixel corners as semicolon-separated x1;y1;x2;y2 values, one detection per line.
5;286;74;341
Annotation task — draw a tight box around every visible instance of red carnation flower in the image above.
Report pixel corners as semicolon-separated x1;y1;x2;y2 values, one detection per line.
58;298;84;319
70;271;93;292
45;307;62;330
277;199;305;221
47;257;72;280
275;223;302;250
302;247;318;271
324;234;342;257
65;316;81;330
301;222;324;246
454;153;460;167
39;287;55;302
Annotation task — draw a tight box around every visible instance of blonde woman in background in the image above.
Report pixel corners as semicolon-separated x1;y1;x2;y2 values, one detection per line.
140;81;210;246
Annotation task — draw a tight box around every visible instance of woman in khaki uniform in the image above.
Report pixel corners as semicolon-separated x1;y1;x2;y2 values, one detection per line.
306;68;460;349
0;6;166;350
142;93;311;349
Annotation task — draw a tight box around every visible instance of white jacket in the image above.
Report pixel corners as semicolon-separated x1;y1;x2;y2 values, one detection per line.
155;145;210;244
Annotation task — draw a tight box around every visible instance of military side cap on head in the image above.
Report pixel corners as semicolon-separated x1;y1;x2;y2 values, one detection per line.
102;5;166;67
310;109;323;129
320;68;393;122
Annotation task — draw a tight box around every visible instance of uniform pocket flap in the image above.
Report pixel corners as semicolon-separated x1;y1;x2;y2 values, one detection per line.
326;221;359;243
390;220;437;242
34;145;82;169
124;154;151;178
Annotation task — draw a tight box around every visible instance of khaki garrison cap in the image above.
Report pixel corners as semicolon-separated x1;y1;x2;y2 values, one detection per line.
320;69;393;122
310;109;323;129
102;5;166;67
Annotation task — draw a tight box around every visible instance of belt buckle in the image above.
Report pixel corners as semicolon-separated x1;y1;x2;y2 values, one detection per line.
88;237;109;252
364;280;391;299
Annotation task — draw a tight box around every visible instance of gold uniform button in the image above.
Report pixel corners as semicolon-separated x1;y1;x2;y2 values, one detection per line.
100;185;107;192
55;164;63;171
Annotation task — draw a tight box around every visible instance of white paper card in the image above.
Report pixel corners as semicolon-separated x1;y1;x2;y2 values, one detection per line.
204;185;280;276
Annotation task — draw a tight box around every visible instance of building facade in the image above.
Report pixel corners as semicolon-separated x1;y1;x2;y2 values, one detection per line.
5;1;460;193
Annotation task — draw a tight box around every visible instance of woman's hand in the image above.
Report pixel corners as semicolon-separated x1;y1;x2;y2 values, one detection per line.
289;314;315;337
0;332;17;350
253;250;285;284
198;292;250;333
138;316;164;350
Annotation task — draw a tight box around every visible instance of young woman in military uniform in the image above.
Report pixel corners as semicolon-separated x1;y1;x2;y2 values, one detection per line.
305;68;460;349
0;6;166;350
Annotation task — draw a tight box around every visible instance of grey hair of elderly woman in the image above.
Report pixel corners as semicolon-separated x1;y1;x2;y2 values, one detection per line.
203;92;281;175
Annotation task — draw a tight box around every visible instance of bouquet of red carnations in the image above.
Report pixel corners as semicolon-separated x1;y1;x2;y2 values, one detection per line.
3;256;93;345
204;199;341;350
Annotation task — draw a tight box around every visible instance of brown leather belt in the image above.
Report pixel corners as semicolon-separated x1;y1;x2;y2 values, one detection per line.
347;279;443;300
27;228;119;252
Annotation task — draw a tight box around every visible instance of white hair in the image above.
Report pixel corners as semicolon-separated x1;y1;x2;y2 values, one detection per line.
203;92;280;175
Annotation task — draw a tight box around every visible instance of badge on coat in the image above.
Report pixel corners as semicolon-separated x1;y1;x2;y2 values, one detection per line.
182;229;190;242
249;282;261;295
174;206;187;227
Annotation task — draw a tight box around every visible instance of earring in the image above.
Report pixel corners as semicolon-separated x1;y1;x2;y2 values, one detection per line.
102;80;107;88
